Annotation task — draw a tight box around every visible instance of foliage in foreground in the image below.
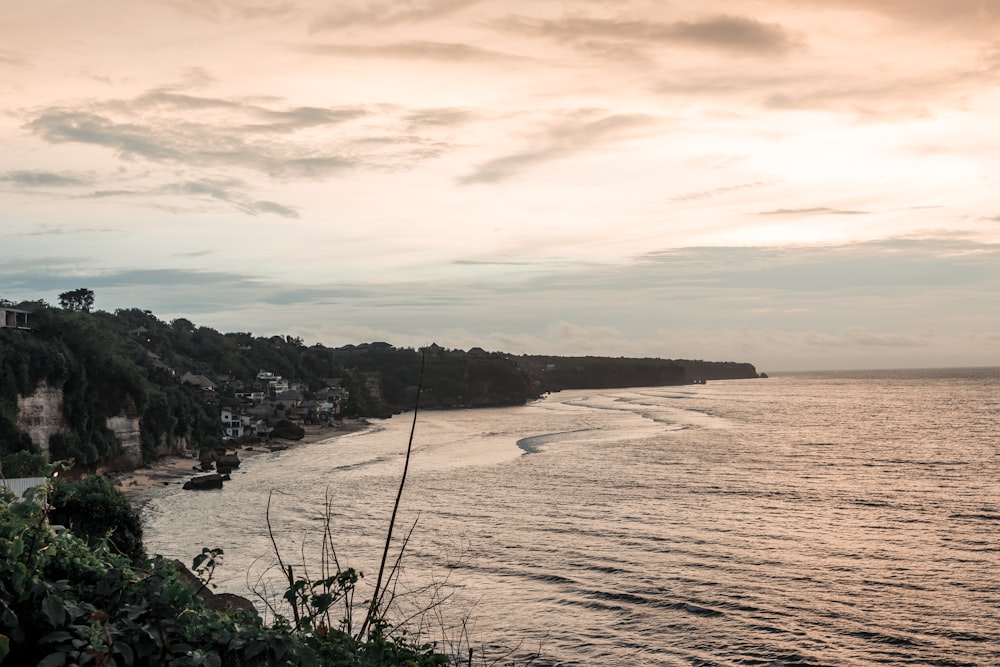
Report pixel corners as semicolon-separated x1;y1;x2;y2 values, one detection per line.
49;474;146;564
0;491;449;666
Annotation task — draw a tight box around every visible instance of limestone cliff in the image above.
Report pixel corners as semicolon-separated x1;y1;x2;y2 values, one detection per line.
15;383;190;470
153;434;192;459
15;382;66;460
105;415;143;470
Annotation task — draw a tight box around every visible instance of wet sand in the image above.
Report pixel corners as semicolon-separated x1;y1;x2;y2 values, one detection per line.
115;420;370;501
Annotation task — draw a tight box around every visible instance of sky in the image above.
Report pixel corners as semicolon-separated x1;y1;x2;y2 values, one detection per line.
2;0;1000;372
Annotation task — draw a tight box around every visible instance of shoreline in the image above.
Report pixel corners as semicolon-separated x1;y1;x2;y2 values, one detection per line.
114;419;371;502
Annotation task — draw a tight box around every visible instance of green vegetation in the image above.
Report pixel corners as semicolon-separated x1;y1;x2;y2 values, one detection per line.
1;300;537;472
57;288;95;313
1;293;757;474
0;451;48;478
0;487;449;666
49;475;146;564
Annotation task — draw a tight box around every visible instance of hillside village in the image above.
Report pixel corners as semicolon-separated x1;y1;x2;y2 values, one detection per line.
1;294;759;477
183;369;349;441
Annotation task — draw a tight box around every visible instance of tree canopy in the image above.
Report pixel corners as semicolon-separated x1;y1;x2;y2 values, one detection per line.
58;288;95;312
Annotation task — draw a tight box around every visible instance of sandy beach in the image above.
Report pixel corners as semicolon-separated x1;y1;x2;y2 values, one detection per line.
115;419;371;501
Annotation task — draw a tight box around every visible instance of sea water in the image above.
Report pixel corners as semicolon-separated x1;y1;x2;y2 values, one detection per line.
141;368;1000;665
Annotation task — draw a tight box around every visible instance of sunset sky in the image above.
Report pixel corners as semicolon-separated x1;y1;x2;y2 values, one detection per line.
3;0;1000;371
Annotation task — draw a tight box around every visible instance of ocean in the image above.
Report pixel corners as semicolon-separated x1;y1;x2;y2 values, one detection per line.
140;368;1000;665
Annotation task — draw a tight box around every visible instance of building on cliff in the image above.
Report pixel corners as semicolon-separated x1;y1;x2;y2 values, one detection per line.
0;306;32;329
0;477;47;501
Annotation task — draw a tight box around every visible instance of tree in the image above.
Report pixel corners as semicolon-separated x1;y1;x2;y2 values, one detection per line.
49;474;145;563
58;287;95;312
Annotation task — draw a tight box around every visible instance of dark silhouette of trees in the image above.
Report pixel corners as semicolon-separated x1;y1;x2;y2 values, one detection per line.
58;287;95;312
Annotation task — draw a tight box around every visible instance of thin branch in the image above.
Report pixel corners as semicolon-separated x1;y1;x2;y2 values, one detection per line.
266;489;300;630
359;351;425;639
375;515;419;616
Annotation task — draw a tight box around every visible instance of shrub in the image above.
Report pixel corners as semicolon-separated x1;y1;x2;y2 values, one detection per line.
49;475;145;563
0;451;49;477
0;493;450;666
272;419;305;440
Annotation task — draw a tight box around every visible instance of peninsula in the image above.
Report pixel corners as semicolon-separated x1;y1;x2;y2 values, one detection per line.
1;297;760;477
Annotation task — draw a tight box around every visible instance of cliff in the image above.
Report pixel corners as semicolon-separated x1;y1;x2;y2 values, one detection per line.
670;360;760;382
0;300;760;474
517;355;759;392
15;382;66;460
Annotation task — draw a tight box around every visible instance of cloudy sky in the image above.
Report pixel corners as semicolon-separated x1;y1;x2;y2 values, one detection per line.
3;1;1000;371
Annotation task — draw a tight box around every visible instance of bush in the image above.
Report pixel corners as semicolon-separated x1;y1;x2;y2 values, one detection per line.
0;451;49;477
0;493;450;666
272;419;305;440
49;475;145;563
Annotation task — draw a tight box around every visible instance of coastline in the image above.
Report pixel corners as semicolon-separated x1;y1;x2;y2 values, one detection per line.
114;419;371;502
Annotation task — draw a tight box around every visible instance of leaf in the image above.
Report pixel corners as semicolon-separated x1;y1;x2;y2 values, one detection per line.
113;641;134;664
37;652;67;667
0;634;8;661
40;630;74;644
0;607;18;629
42;598;67;628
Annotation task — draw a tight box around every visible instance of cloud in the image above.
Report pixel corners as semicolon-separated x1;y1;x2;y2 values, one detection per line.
757;207;870;216
496;13;799;56
310;0;481;30
13;224;115;237
633;239;1000;292
647;32;997;118
797;0;1000;30
0;50;26;67
804;327;935;348
232;1;297;20
22;90;444;186
3;236;997;369
71;178;300;219
0;170;93;187
244;200;300;218
158;0;297;22
453;259;540;266
302;40;523;62
669;181;770;202
759;58;1000;117
459;112;655;184
163;179;300;218
133;90;371;131
28;110;185;162
404;107;478;128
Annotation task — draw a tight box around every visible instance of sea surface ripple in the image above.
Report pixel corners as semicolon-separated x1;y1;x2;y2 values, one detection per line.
142;368;1000;665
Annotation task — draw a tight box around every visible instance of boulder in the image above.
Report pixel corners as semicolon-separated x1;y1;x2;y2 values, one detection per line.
182;473;224;490
216;453;240;474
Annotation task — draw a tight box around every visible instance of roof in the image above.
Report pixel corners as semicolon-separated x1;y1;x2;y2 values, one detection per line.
1;477;48;500
181;372;217;390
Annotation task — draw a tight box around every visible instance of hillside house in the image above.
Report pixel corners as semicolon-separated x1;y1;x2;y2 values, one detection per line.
275;389;303;407
0;307;31;330
0;477;47;501
220;407;259;439
255;370;289;395
181;372;216;392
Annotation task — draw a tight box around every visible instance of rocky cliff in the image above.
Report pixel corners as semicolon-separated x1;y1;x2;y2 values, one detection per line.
15;382;66;460
14;383;190;471
104;415;143;470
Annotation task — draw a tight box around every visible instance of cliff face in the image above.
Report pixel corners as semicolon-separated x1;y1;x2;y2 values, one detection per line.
518;356;686;392
16;382;66;460
673;360;759;381
15;383;186;470
105;415;143;470
153;433;191;459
